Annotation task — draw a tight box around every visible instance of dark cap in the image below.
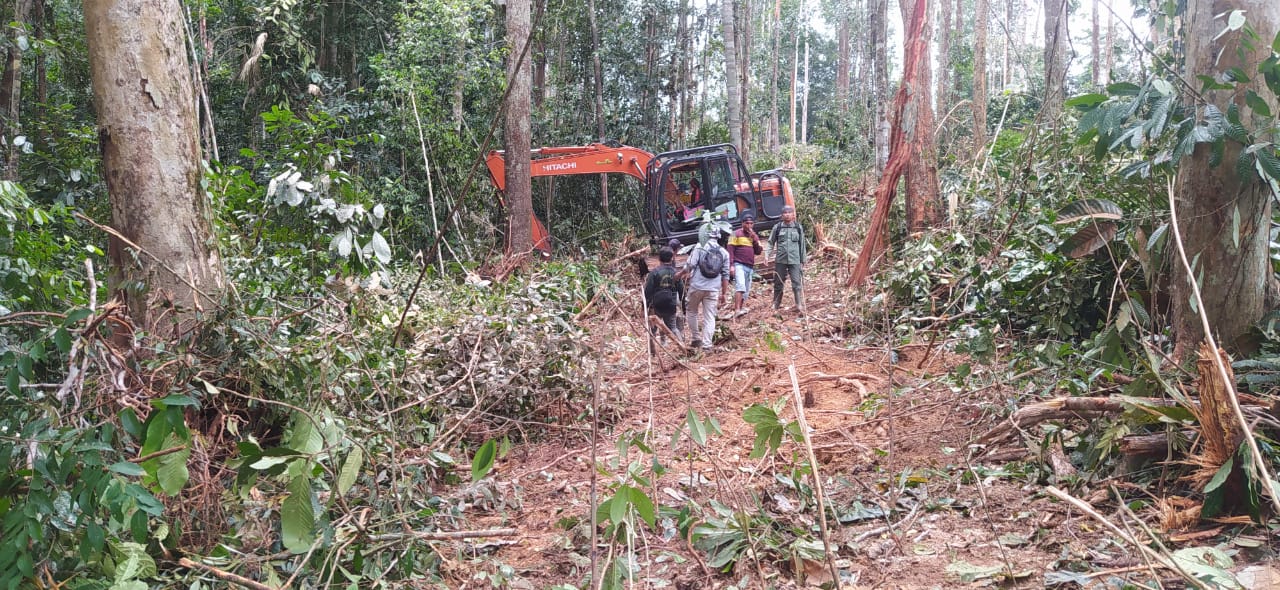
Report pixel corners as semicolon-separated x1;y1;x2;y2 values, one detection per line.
741;212;755;222
667;238;682;250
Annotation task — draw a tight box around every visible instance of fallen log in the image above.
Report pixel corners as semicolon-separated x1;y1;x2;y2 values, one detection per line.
977;396;1179;444
1118;431;1196;457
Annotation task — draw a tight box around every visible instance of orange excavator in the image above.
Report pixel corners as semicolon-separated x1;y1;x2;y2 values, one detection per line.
486;142;794;254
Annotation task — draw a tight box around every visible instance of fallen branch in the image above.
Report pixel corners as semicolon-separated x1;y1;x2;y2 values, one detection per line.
607;246;651;267
1119;431;1196;457
365;528;518;542
179;557;276;590
1045;486;1207;589
647;315;689;353
788;364;842;589
977;397;1177;444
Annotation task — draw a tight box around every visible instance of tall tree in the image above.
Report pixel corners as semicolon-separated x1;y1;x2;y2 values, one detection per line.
898;0;940;229
722;0;743;150
0;0;35;180
1171;0;1279;357
768;0;781;150
504;0;533;254
937;0;952;113
1043;0;1069;120
973;0;988;147
872;0;889;173
84;0;225;325
738;0;752;163
836;10;851;116
1090;0;1100;86
586;0;608;216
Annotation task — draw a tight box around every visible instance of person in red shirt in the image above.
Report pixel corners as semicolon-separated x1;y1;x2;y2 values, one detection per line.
726;213;763;318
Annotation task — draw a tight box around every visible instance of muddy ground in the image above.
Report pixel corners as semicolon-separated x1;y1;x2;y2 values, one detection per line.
452;252;1270;589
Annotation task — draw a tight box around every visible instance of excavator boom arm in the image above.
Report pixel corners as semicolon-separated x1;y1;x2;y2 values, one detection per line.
485;143;654;190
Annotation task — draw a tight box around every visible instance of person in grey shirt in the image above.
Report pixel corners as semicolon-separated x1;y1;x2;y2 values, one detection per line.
683;231;731;350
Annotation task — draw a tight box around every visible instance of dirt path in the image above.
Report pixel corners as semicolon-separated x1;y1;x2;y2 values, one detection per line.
462;256;1125;589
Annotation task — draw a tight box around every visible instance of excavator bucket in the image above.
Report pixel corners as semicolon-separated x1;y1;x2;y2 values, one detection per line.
532;214;552;256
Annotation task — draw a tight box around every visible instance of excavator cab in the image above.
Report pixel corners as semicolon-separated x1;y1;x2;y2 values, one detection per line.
643;144;793;246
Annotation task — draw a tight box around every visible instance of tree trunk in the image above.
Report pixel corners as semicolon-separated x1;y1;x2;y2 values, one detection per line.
1043;0;1069;121
738;0;751;164
937;0;951;114
836;11;850;117
532;0;546;107
768;0;780;150
789;29;797;145
504;0;533;254
1171;0;1279;359
84;0;225;326
973;0;988;148
898;0;940;230
722;0;742;150
1003;0;1014;87
872;0;889;174
675;0;690;147
1090;0;1100;87
1104;1;1114;86
801;37;809;144
0;0;34;181
586;0;608;217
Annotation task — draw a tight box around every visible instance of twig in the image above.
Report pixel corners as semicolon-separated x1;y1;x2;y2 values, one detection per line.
1044;486;1207;589
788;364;842;589
131;445;187;463
73;213;217;306
1166;174;1280;517
179;557;276;590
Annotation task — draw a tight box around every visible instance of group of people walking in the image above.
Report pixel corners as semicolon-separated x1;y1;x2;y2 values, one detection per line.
643;206;807;353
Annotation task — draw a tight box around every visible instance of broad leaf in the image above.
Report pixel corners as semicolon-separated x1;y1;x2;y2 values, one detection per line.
687;408;707;447
337;447;363;496
471;440;496;482
1060;222;1118;258
155;434;190;495
369;231;392;264
1246;90;1273;117
281;474;316;553
1055;199;1123;224
1065;93;1108;108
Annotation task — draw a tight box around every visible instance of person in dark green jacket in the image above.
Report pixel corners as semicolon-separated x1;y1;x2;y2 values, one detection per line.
768;206;806;315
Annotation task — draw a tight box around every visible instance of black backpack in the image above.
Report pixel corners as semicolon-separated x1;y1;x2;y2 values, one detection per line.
648;266;680;314
697;246;724;279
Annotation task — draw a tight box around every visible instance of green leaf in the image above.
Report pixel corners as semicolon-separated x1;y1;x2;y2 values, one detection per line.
687;408;707;447
609;490;626;529
337;447;362;496
1256;146;1280;181
1204;456;1234;494
286;414;323;455
625;486;656;528
110;541;156;582
1107;82;1141;96
155;435;190;495
1272;29;1280;53
53;328;72;353
64;308;93;325
1065;93;1108;108
154;394;198;408
471;440;496;482
1246;90;1273;117
1227;9;1246;32
281;474;316;553
1055;199;1123;224
369;232;392;264
108;462;146;477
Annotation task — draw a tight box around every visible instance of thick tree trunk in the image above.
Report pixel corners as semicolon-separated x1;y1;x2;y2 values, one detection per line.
504;0;533;254
1042;0;1069;121
898;0;940;230
586;0;608;216
872;0;889;175
973;0;988;148
0;0;34;181
722;0;742;150
84;0;225;326
1171;0;1279;359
